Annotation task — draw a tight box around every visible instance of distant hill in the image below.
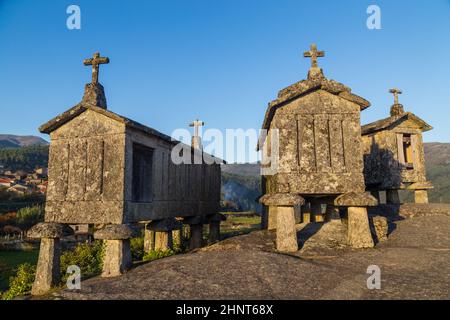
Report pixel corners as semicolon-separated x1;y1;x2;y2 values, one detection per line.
221;142;450;207
0;135;48;149
0;146;49;172
221;163;260;177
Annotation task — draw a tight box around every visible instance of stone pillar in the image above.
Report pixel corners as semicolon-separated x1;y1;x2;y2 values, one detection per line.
294;205;302;224
276;206;298;252
147;218;182;251
102;239;132;277
347;207;374;248
189;224;203;249
267;206;278;230
206;213;226;244
143;226;155;252
27;222;74;295
301;203;311;223
183;216;205;250
258;193;305;252
414;190;429;204
386;189;400;204
311;203;324;222
334;192;378;249
154;231;173;251
32;238;61;295
325;205;339;222
172;226;182;249
94;224;137;278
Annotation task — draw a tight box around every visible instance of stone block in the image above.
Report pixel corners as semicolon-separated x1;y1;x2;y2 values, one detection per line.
31;238;61;295
414;190;429;204
275;206;298;252
347;207;374;248
102;239;132;277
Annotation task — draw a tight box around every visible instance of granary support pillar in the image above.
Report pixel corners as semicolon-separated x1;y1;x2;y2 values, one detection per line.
183;216;204;250
334;192;378;249
27;222;74;295
311;202;324;222
206;213;226;244
301;203;311;223
414;190;429;204
147;218;182;251
143;223;155;252
94;224;138;277
386;189;400;204
259;193;305;252
267;206;278;230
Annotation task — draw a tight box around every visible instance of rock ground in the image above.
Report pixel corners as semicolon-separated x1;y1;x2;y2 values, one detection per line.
53;215;450;300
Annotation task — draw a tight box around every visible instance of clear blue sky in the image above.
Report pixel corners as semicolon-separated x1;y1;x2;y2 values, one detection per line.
1;0;449;162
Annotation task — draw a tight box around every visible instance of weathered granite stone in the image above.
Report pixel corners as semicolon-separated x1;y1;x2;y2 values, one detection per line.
371;216;388;242
414;190;429;204
31;238;61;295
82;83;107;109
147;218;182;232
347;207;374;248
143;227;155;252
361;89;433;195
259;193;305;206
189;224;204;250
275;206;298;252
267;206;278;230
172;227;182;248
334;192;378;207
102;239;132;277
27;222;74;239
206;214;226;244
94;224;139;240
154;231;173;251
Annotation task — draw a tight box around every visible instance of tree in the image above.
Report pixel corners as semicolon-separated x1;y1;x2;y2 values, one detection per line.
16;205;44;230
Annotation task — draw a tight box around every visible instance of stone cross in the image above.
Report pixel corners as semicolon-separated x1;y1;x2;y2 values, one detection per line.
83;52;110;85
303;44;325;68
189;119;204;138
389;88;402;104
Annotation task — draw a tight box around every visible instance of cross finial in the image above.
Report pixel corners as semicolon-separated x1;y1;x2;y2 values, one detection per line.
389;88;402;105
83;52;110;85
303;43;325;68
189;119;204;138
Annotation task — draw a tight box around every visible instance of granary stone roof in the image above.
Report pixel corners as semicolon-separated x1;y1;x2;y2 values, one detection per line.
39;99;225;163
257;72;371;150
261;74;371;130
361;111;433;135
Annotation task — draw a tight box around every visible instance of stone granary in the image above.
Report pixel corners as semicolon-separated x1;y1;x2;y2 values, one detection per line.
28;52;223;295
361;88;433;204
258;44;377;252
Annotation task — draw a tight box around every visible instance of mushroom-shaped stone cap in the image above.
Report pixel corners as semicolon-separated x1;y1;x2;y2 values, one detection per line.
259;193;305;206
334;192;378;207
147;218;182;232
94;224;140;240
27;222;74;239
205;213;227;223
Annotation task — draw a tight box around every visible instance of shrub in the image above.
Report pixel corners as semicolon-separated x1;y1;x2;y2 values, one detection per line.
130;237;144;261
16;205;44;230
59;241;104;284
1;263;36;300
143;249;175;262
